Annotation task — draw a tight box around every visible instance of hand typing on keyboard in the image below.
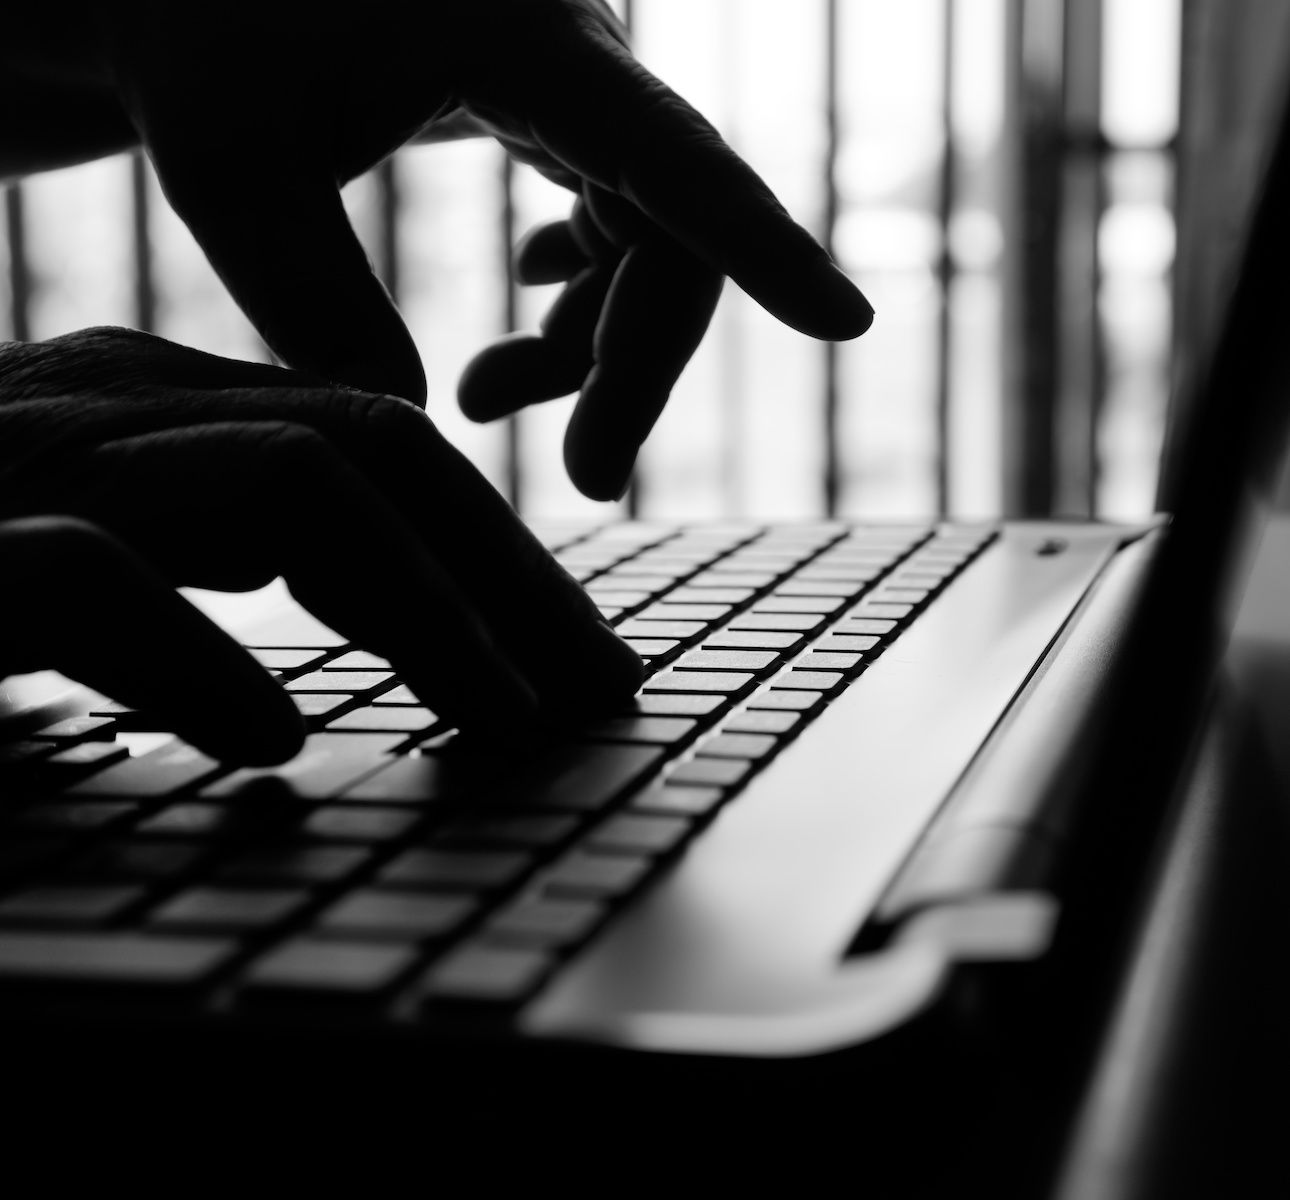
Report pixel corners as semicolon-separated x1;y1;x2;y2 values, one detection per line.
4;0;873;500
0;329;642;764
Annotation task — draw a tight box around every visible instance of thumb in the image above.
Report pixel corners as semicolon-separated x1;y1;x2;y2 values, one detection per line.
148;137;426;405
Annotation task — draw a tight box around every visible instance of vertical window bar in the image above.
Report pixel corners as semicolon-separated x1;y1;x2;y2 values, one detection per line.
4;185;30;342
1002;0;1063;515
130;151;156;333
822;0;841;517
1057;0;1104;517
500;152;523;511
934;0;958;516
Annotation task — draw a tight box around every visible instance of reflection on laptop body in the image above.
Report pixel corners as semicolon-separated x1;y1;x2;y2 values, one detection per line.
3;75;1290;1132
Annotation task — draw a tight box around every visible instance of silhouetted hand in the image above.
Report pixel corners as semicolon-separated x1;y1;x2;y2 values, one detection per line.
6;0;873;499
0;328;642;765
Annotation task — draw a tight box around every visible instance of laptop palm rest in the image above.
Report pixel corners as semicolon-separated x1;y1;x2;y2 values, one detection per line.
527;524;1126;1054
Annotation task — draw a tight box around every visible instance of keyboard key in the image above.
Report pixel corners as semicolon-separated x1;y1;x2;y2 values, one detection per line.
318;890;476;941
709;556;794;574
372;685;419;706
244;939;415;999
773;579;865;597
622;693;727;718
886;570;950;588
676;649;779;673
629;785;725;818
621;638;680;659
666;586;754;605
422;943;552;1005
666;758;754;788
898;557;959;574
215;844;370;885
746;689;824;713
0;885;144;926
849;602;914;620
583;588;651;609
150;887;308;932
435;814;580;850
39;742;129;772
489;743;665;814
11;802;138;835
614;551;697;571
66;743;221;799
728;612;824;633
773;670;845;694
65;839;205;881
725;552;807;569
246;648;330;672
135;802;272;839
286;670;394;694
340;753;482;805
380;849;532;891
820;545;902;561
291;693;351;719
86;701;141;721
870;588;930;605
325;707;437;733
643;671;754;694
703;630;804;651
813;634;880;653
0;932;232;989
201;733;402;800
297;806;420;843
542;852;652;899
616;619;705;641
581;716;698;746
323;650;390;670
794;652;864;673
837;618;898;636
585;813;693;856
634;604;731;623
697;733;778;759
686;571;778;589
484;897;604;948
720;709;802;735
31;716;116;742
754;595;847;614
594;573;680;594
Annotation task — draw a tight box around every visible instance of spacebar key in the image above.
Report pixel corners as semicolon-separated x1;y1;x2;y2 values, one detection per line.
493;744;666;813
0;932;232;990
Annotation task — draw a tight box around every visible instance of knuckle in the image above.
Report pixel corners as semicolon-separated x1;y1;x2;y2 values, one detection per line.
3;514;109;554
252;419;335;464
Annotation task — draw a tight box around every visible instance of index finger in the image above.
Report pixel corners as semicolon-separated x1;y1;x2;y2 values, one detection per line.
516;22;875;341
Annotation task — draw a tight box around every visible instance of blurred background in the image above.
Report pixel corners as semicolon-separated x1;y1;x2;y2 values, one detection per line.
1;0;1285;524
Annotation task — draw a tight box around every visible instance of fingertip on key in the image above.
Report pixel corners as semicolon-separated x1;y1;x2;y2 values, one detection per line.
185;695;307;768
536;618;645;721
590;618;647;697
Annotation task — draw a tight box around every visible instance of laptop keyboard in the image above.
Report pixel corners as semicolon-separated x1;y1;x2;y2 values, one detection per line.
0;522;996;1015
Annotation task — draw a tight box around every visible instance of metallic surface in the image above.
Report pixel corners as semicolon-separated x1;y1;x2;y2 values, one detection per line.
528;522;1133;1054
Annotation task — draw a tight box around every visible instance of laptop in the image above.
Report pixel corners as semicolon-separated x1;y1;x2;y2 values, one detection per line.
2;68;1289;1180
